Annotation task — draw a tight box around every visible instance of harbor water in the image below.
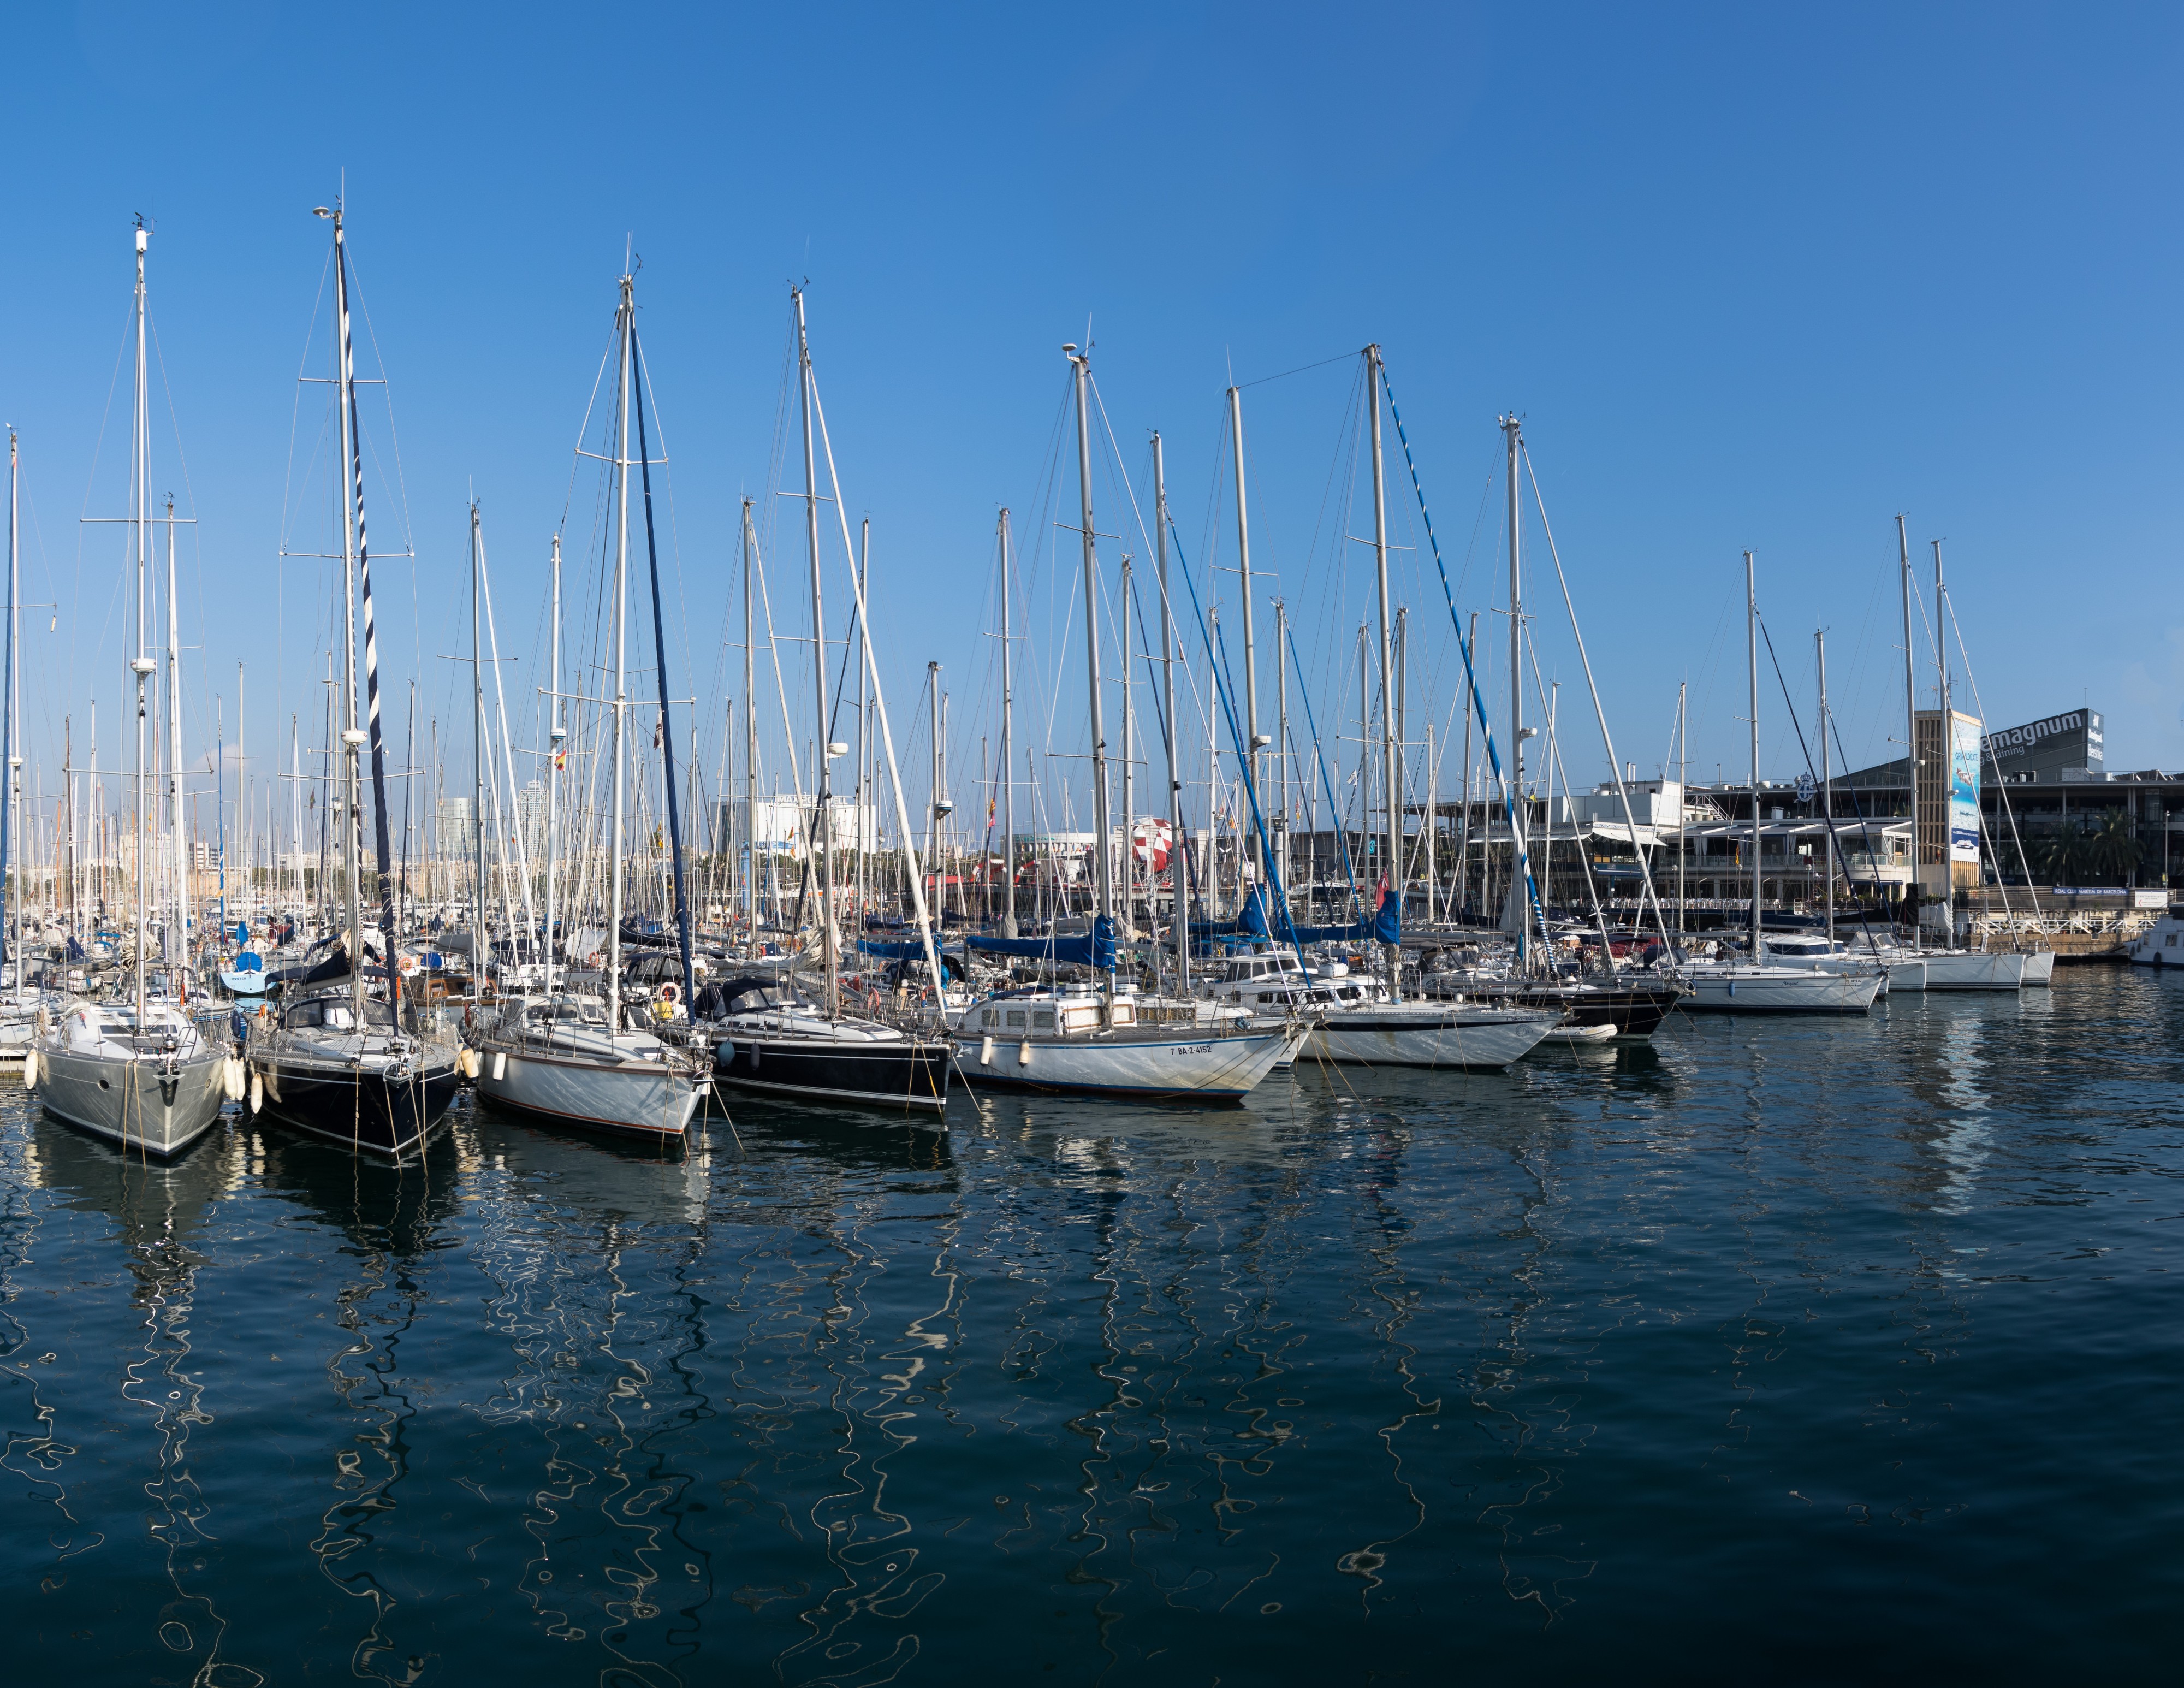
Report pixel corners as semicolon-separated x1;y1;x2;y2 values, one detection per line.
3;969;2178;1682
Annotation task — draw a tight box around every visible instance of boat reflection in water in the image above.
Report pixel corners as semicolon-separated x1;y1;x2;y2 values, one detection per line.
26;1118;258;1681
459;1107;719;1679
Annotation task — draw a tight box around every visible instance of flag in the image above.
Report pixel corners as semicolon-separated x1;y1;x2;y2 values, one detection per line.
1374;873;1391;910
554;748;567;772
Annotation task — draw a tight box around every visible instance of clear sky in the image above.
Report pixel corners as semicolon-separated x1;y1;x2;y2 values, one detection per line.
3;3;2179;858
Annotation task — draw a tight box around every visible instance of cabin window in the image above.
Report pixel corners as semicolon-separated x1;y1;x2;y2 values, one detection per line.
1006;1010;1027;1029
1111;1004;1134;1025
1061;1008;1097;1031
1033;1011;1054;1030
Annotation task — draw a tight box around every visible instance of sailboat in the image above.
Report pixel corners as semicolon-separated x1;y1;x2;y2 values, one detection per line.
1288;360;1560;1069
1890;526;2025;990
245;202;462;1158
470;262;705;1141
953;343;1291;1101
1417;410;1686;1039
700;288;954;1112
0;429;72;1071
1679;552;1883;1014
29;220;233;1155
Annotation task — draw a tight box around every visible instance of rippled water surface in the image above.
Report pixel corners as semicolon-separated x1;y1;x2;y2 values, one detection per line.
4;968;2181;1683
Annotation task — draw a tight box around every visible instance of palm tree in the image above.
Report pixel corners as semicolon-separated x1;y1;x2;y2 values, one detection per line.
2089;808;2145;885
2037;822;2087;885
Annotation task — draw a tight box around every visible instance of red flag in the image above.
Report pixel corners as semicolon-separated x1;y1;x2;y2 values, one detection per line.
1374;874;1391;909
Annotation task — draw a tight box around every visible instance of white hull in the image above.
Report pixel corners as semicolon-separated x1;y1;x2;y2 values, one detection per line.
2017;950;2056;987
1915;951;2025;991
2126;916;2184;969
476;1044;703;1140
1766;951;1901;995
959;1027;1290;1100
34;1046;228;1156
1679;965;1882;1014
1307;1004;1558;1069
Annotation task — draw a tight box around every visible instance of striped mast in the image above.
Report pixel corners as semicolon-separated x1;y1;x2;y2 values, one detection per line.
323;202;395;1022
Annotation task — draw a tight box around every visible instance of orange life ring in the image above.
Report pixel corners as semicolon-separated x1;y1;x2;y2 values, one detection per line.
658;981;679;1005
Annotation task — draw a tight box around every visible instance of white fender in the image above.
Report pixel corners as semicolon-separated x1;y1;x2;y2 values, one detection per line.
491;1050;507;1082
21;1046;37;1090
1017;1039;1033;1067
222;1057;245;1102
458;1048;480;1080
250;1070;263;1115
980;1034;995;1067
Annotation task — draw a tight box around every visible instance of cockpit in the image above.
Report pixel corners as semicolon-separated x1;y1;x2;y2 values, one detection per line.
283;997;395;1032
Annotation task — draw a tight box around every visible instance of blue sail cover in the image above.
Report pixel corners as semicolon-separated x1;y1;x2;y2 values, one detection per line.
857;938;949;961
1188;888;1271;941
1291;897;1400;946
965;916;1117;970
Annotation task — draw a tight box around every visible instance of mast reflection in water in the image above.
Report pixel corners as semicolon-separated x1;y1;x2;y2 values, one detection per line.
0;971;2180;1680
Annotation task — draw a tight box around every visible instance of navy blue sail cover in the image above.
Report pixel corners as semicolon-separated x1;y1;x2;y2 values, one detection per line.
964;915;1117;970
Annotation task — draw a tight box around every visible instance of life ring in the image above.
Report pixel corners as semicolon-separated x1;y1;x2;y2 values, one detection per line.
658;982;679;1005
585;951;603;970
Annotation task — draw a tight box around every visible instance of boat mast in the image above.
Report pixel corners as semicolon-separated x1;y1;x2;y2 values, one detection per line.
313;208;367;1024
1120;552;1135;946
606;269;634;1032
1367;345;1400;999
925;665;946;924
469;506;488;1005
1066;344;1113;985
1898;513;1919;944
628;298;695;1014
131;220;153;1022
1000;508;1017;937
327;204;401;1023
545;534;563;994
1818;630;1832;948
1933;537;1953;947
1274;596;1290;931
1503;414;1526;965
2;429;14;994
741;499;757;928
1746;550;1761;961
166;496;185;969
1675;678;1688;947
1227;384;1262;884
856;518;870;925
1459;609;1476;920
792;288;837;1018
1153;434;1185;990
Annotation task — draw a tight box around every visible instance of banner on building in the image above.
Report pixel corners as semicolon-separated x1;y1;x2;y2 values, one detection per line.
1948;712;1983;863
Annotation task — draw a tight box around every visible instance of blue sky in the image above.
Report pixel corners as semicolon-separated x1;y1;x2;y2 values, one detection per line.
3;3;2179;854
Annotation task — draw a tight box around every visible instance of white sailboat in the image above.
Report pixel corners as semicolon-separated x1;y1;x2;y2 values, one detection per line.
1680;551;1882;1016
1892;524;2023;991
1302;353;1558;1068
471;262;704;1142
30;221;232;1154
951;343;1289;1100
0;429;71;1071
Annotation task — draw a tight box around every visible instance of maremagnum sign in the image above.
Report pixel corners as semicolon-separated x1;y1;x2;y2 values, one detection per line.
1983;709;2103;775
